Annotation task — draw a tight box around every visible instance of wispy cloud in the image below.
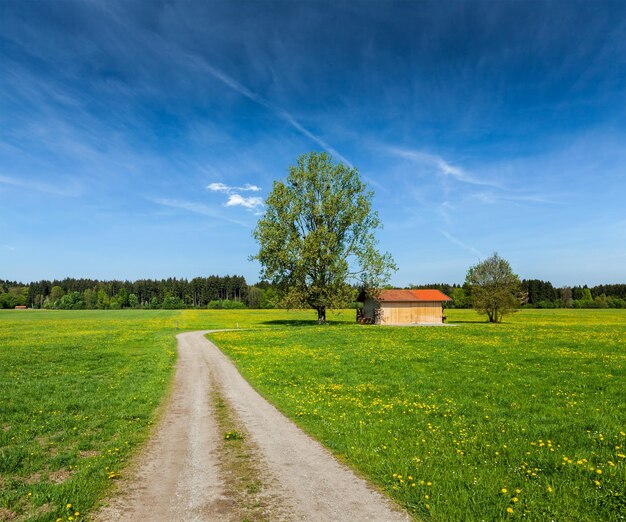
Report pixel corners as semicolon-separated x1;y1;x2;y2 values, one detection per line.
386;147;502;188
207;182;261;193
4;245;17;251
438;229;482;258
438;200;454;223
0;174;79;197
469;191;556;205
277;110;353;167
149;197;248;226
186;54;353;166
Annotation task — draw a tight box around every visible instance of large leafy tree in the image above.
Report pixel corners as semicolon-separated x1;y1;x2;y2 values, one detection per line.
252;151;396;323
465;252;521;323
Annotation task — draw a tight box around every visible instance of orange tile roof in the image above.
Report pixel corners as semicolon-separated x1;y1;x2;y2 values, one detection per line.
377;289;452;302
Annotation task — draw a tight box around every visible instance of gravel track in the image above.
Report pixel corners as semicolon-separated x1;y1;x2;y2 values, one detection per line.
96;330;410;521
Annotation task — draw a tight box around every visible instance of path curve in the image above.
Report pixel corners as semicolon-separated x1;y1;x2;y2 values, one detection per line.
97;330;410;521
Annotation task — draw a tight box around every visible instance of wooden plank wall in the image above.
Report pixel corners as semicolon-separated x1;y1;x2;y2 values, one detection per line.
380;302;443;324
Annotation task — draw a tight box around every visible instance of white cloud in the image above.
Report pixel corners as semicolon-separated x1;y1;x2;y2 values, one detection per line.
206;182;230;193
207;182;261;193
225;194;264;209
206;181;264;211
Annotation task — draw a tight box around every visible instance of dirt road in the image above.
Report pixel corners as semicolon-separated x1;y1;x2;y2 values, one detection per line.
97;331;409;521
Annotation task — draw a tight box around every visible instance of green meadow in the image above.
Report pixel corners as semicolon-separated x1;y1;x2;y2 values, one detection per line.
1;309;625;521
0;309;313;521
211;309;626;521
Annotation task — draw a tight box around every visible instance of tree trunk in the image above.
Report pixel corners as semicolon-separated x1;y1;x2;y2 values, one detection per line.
317;306;326;324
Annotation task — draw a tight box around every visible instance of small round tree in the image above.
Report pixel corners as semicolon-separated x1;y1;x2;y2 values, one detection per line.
465;252;521;323
252;151;396;323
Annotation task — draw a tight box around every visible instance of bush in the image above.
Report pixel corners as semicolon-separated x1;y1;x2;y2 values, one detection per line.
162;296;185;309
207;300;246;309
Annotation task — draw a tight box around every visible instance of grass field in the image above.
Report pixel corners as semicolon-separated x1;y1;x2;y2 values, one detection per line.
211;309;626;521
1;309;624;521
0;308;318;521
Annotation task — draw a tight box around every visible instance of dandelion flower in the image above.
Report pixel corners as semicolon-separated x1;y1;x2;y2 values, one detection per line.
507;507;514;514
512;497;519;503
596;469;602;474
501;488;508;493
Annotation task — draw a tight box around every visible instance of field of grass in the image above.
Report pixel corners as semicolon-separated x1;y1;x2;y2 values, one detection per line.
211;309;626;521
1;308;624;521
0;308;320;521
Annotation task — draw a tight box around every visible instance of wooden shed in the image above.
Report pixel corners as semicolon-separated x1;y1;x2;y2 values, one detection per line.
358;289;452;325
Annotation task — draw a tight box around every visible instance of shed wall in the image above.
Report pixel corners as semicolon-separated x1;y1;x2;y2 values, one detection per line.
380;302;443;324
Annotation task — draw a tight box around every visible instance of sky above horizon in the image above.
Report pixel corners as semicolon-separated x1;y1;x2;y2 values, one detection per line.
1;0;625;287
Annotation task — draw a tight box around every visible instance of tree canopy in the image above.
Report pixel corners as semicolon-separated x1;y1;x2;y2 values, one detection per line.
465;252;521;323
252;151;396;323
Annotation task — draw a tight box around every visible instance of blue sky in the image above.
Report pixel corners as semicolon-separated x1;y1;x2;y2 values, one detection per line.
1;0;625;286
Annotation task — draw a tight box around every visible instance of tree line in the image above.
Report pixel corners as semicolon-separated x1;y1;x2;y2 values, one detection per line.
410;281;626;309
0;276;256;310
2;276;624;310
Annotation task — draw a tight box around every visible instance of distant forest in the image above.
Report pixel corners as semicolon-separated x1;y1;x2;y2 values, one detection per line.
1;277;625;310
410;281;626;309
